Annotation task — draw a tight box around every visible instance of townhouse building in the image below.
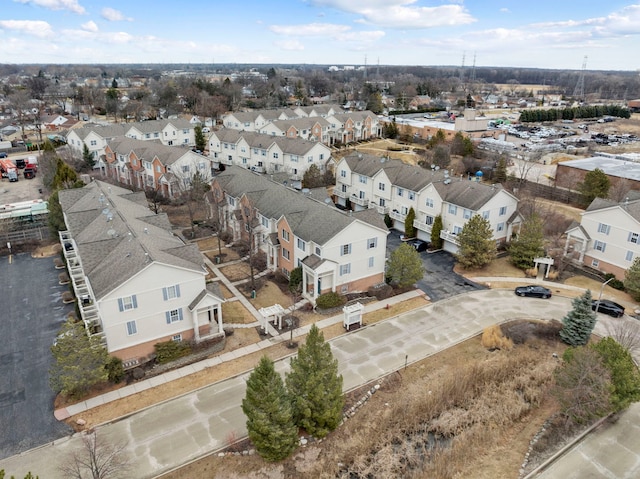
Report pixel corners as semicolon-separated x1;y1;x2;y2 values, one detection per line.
58;180;224;366
209;166;388;305
258;117;331;143
325;111;381;145
105;137;211;198
222;109;297;132
564;194;640;279
334;152;520;253
66;118;196;164
208;129;332;181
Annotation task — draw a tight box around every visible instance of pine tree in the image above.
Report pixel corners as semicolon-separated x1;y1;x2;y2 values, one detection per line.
624;257;640;302
591;337;640;412
577;168;611;206
386;242;424;288
242;356;298;462
194;125;206;152
430;214;443;249
493;155;507;183
286;325;344;438
559;289;597;346
82;143;95;170
404;207;416;239
455;214;496;269
509;213;545;270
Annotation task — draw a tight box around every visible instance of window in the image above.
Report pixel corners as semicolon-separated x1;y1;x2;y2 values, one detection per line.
359;191;365;199
499;206;507;216
90;140;97;146
449;204;458;215
315;246;321;256
592;259;600;267
273;152;279;159
183;129;189;134
199;162;206;170
145;133;150;139
401;206;408;215
163;285;181;300
283;248;290;260
165;308;184;323
629;232;639;244
341;244;352;256
340;263;351;275
463;209;471;219
297;238;306;251
341;184;347;193
228;197;235;206
368;256;374;268
172;334;182;342
497;222;505;232
156;164;161;173
182;165;190;173
118;295;138;312
425;215;434;225
425;197;434;208
340;170;347;178
397;188;404;197
143;161;152;169
320;154;324;160
598;223;611;235
482;210;490;220
359;175;367;184
626;251;634;262
367;238;377;249
594;240;607;252
282;229;290;241
308;156;313;163
378;182;385;191
408;191;415;200
379;198;386;207
154;132;159;138
126;320;137;336
453;226;463;235
261;216;269;228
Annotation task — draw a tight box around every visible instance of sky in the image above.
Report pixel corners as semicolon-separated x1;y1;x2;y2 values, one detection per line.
1;0;639;70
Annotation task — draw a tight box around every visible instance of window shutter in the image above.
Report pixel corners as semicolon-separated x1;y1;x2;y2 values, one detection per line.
175;284;181;298
162;288;168;300
178;308;184;321
165;311;171;324
132;295;138;308
118;298;124;312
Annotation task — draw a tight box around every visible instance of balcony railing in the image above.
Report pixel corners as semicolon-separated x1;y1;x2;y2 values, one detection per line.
414;220;432;234
440;230;460;246
220;158;234;165
333;187;348;199
389;210;407;222
251;165;265;173
370;202;389;215
350;194;368;207
289;173;303;181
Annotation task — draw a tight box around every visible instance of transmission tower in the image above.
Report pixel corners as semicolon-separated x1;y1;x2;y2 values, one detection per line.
470;52;476;83
459;51;466;85
573;55;588;101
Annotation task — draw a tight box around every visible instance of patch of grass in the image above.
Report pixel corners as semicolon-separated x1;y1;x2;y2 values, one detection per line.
221;301;256;325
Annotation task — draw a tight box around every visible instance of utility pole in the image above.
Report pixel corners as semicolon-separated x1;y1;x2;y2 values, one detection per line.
573;55;588;102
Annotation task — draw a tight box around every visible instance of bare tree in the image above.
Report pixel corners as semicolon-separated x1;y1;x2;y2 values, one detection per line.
512;151;543;185
59;431;131;479
605;318;640;356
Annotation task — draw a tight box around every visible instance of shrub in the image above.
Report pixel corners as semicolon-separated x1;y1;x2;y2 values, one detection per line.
384;213;393;229
316;292;346;309
525;267;538;278
481;324;513;350
251;251;267;271
105;356;125;383
154;340;191;364
604;273;625;291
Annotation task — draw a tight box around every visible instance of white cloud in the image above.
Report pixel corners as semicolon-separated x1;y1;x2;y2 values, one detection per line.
13;0;85;14
101;7;132;22
81;20;98;32
274;39;305;51
0;19;53;37
103;31;134;44
270;23;351;36
500;8;510;13
309;0;476;28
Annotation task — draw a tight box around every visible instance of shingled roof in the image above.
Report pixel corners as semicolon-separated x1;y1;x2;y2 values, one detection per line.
59;181;204;299
586;196;640;222
434;179;509;211
107;137;192;166
212;129;326;156
215;166;387;244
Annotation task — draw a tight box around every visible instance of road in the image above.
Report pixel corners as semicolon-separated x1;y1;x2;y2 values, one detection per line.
1;289;587;478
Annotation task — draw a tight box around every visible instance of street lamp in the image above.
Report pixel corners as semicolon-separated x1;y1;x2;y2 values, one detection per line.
595;277;615;315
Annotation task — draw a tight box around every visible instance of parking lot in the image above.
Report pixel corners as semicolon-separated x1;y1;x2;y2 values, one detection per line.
0;253;73;460
386;230;485;301
0;153;45;205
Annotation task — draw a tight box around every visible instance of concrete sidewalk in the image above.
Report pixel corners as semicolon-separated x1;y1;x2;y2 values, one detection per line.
55;289;425;420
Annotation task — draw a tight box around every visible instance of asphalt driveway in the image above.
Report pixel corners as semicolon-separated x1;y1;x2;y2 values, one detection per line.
0;253;73;460
386;230;486;301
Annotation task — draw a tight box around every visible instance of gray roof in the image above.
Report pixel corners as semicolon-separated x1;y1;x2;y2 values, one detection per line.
215;166;387;244
343;151;445;192
212;129;325;156
188;282;224;310
107;137;192;166
559;156;640;182
59;181;204;300
434;179;508;211
586;196;640;222
66;118;191;141
267;116;331;131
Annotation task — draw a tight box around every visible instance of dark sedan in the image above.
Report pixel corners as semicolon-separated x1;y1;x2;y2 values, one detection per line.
409;239;430;252
591;299;625;318
514;285;552;299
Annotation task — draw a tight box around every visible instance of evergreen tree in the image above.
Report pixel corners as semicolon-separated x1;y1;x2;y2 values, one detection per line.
591;337;640;412
366;91;384;114
404;207;416;239
242;356;298;462
624;257;640;302
50;318;110;398
559;290;597;346
302;164;324;188
509;213;545;270
383;213;393;229
577;168;611;206
430;214;443;249
455;214;496;269
194;125;206;152
82;143;95;170
286;325;344;438
493;155;507;183
386;242;424;288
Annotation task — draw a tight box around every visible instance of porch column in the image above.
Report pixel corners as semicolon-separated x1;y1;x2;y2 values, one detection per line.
192;309;200;341
579;240;586;262
563;235;570;256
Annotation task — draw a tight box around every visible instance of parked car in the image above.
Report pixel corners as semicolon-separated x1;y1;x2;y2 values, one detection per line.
514;285;552;298
23;167;36;179
408;239;430;252
15;158;25;169
591;299;625;318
